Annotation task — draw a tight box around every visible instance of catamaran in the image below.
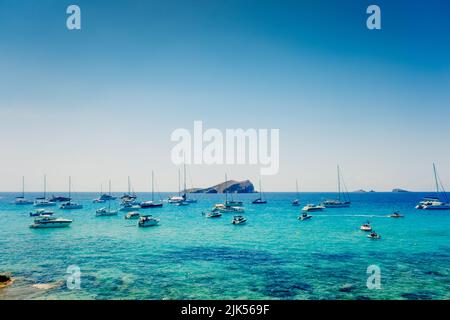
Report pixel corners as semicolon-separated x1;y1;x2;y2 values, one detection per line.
60;176;83;210
14;176;33;205
416;163;450;210
140;171;163;208
34;175;56;207
292;180;300;206
96;180;118;216
321;165;351;208
252;180;267;204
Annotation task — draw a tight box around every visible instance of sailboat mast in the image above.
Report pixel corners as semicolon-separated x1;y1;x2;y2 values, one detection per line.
184;162;187;198
259;180;262;200
68;176;71;199
108;180;112;211
44;174;47;199
433;163;440;198
127;176;131;195
337;165;341;201
151;171;155;202
22;176;25;198
178;169;181;196
225;174;228;204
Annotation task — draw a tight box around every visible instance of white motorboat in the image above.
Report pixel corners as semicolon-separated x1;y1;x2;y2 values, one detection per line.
14;177;33;205
30;216;72;228
302;204;324;212
321;165;351;208
390;211;404;218
125;211;140;219
416;164;450;210
360;222;372;231
30;209;54;217
367;231;381;239
206;210;222;218
298;213;312;221
138;215;159;227
232;215;246;224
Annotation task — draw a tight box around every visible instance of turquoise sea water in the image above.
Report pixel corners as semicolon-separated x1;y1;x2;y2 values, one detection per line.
0;192;449;300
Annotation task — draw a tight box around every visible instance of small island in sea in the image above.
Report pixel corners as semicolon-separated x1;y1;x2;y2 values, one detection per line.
392;188;410;192
185;180;255;193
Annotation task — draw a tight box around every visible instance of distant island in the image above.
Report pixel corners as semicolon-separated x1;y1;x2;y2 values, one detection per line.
185;180;255;193
392;188;409;192
353;189;376;193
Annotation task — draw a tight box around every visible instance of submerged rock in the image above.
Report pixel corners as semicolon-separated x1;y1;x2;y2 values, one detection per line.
0;273;13;288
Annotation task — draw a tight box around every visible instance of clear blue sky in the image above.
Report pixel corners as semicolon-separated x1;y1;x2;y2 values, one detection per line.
0;0;449;192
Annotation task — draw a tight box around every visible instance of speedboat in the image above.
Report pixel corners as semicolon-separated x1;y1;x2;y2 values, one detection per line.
33;198;56;207
96;207;118;216
30;209;54;217
360;222;372;231
119;203;141;212
298;213;312;221
140;201;163;208
206;210;222;218
138;215;159;227
367;231;381;239
292;199;300;206
60;201;83;210
390;211;404;218
125;211;140;219
232;215;247;224
30;216;72;228
302;204;324;212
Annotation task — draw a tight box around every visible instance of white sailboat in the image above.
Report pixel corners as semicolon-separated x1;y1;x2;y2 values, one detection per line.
181;162;197;204
416;163;450;210
14;176;33;205
121;176;137;204
168;169;184;203
34;175;56;207
292;180;300;206
213;174;245;213
252;179;267;204
60;176;83;210
96;180;118;216
321;165;351;208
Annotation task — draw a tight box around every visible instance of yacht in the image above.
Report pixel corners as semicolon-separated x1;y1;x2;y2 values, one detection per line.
14;177;33;205
213;203;244;213
30;216;72;228
302;204;324;212
292;180;300;206
138;215;159;227
214;174;245;213
206;210;222;218
252;180;267;204
34;175;56;207
93;185;107;203
321;165;351;208
119;203;141;212
390;211;404;218
49;195;71;202
96;181;118;216
125;211;140;219
30;209;54;217
232;215;247;225
120;176;137;203
140;171;163;208
416;164;450;210
168;169;184;204
367;231;381;239
60;177;83;210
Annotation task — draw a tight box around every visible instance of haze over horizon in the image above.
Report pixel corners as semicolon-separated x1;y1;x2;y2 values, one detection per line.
1;0;450;192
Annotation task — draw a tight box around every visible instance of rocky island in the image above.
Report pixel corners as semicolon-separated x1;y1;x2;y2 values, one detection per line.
185;180;255;193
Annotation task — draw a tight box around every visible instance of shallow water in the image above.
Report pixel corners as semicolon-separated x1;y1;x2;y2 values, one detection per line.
0;192;449;300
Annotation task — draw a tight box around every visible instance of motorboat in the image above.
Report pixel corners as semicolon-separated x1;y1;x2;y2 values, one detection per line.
125;211;140;219
206;210;222;218
60;202;83;210
416;164;450;210
321;165;351;208
14;177;33;205
390;211;404;218
367;231;381;239
302;204;324;212
232;215;247;224
138;215;159;227
30;216;72;228
298;213;312;221
96;207;118;216
30;209;54;217
360;222;372;231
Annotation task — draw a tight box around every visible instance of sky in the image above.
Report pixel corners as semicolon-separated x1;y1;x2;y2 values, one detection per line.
0;0;450;192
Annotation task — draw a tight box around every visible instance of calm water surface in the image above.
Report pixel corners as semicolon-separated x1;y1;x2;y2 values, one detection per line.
0;192;449;300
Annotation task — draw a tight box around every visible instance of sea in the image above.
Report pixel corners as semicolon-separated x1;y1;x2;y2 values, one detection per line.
0;192;449;300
